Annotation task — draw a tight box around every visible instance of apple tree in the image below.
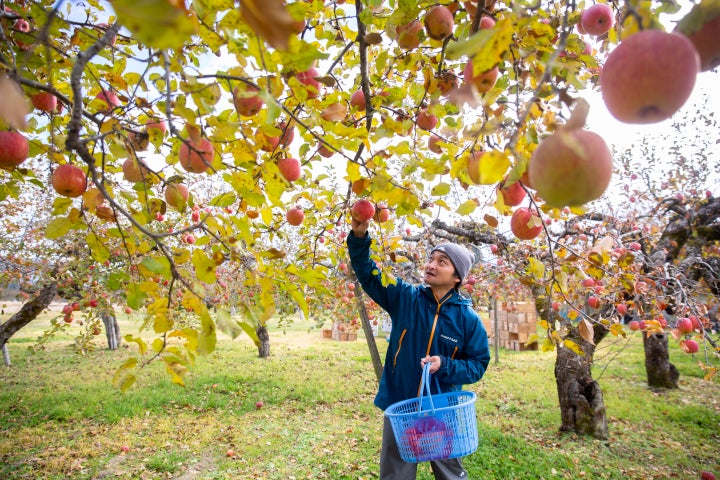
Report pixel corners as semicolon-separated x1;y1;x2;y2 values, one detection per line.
1;0;718;412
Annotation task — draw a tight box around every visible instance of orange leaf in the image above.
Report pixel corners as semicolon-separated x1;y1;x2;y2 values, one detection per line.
239;0;296;51
578;318;595;345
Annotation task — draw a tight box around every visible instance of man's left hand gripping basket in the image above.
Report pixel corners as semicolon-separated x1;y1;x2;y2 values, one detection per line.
385;363;479;463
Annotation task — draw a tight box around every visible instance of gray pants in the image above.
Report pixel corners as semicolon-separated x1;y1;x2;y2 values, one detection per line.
380;417;467;479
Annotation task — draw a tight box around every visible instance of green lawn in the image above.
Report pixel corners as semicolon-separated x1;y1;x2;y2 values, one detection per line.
0;310;718;479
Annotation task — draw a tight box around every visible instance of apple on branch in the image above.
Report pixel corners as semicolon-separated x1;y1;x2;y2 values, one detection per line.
277;157;301;182
424;5;454;41
529;99;613;208
510;207;542;240
165;183;189;212
600;29;699;124
0;131;29;170
51;164;87;198
286;206;305;226
396;19;423;50
179;124;214;174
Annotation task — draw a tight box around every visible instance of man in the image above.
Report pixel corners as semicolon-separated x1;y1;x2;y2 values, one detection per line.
347;216;490;480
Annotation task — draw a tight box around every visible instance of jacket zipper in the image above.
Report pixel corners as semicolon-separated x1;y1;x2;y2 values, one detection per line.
417;291;453;395
392;328;407;370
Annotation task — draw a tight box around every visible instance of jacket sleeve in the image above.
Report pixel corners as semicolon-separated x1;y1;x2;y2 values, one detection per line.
437;309;490;386
346;231;411;318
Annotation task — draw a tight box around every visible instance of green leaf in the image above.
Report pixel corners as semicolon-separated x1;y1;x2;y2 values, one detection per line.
456;200;478;216
45;217;72;239
123;335;147;355
431;182;451;196
209;191;237;207
112;0;199;50
126;283;147;311
141;256;172;278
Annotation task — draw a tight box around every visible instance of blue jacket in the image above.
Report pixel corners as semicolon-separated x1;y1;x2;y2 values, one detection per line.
347;232;490;410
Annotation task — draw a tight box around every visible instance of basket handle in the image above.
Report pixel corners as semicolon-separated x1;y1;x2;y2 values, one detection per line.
418;363;441;413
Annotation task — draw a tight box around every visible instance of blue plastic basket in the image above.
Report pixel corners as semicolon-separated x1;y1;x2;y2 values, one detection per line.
385;364;478;463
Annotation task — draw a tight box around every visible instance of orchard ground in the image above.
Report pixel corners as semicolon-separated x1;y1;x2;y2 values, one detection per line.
0;305;718;479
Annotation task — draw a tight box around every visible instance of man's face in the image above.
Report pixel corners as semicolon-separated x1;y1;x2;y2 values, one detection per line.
423;251;459;288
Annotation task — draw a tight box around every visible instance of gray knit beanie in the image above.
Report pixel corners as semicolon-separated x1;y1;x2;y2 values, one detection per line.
430;243;475;285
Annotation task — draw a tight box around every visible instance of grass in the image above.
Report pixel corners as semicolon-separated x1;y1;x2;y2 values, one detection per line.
0;309;718;479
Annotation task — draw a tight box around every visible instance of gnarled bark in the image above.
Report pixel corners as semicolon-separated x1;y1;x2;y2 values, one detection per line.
256;325;270;358
643;332;679;389
0;282;59;365
554;332;609;440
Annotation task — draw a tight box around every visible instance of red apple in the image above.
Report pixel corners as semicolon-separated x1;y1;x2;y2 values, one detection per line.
122;158;149;183
510;207;542;240
339;262;348;272
480;16;496;29
463;59;499;94
428;134;443;154
351;199;376;222
490;244;499;254
616;303;628;315
233;83;264;117
416;109;438;131
321;102;347;122
588;296;600;309
179;136;214;173
396;19;423;50
628;320;641;331
675;4;720;71
286;206;305;226
676;317;693;334
52;164;87;198
165;184;189;210
0;131;29;170
255;401;264;409
31;92;58;113
552;301;561;311
277;157;301;182
278;121;294;147
681;338;699;354
600;30;699;124
374;203;390;222
95;89;121;113
318;144;334;158
350;89;366;110
528;128;613;208
580;3;614;36
424;5;454;41
498;179;526;206
226;449;235;457
700;471;716;480
294;67;321;99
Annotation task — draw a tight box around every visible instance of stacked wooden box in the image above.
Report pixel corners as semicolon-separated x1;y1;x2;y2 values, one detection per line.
486;301;539;351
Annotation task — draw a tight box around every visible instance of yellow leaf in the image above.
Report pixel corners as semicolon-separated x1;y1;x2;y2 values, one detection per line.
239;0;296;50
111;0;199;49
192;249;217;284
165;361;187;386
540;338;555;352
123;335;147;355
198;310;216;355
563;339;585;356
527;257;545;280
45;217;72;239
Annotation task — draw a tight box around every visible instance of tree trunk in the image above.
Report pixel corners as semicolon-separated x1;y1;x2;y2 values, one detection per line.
256;325;270;358
0;282;58;352
349;267;383;382
554;325;609;440
100;309;121;350
2;344;10;367
643;332;679;389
